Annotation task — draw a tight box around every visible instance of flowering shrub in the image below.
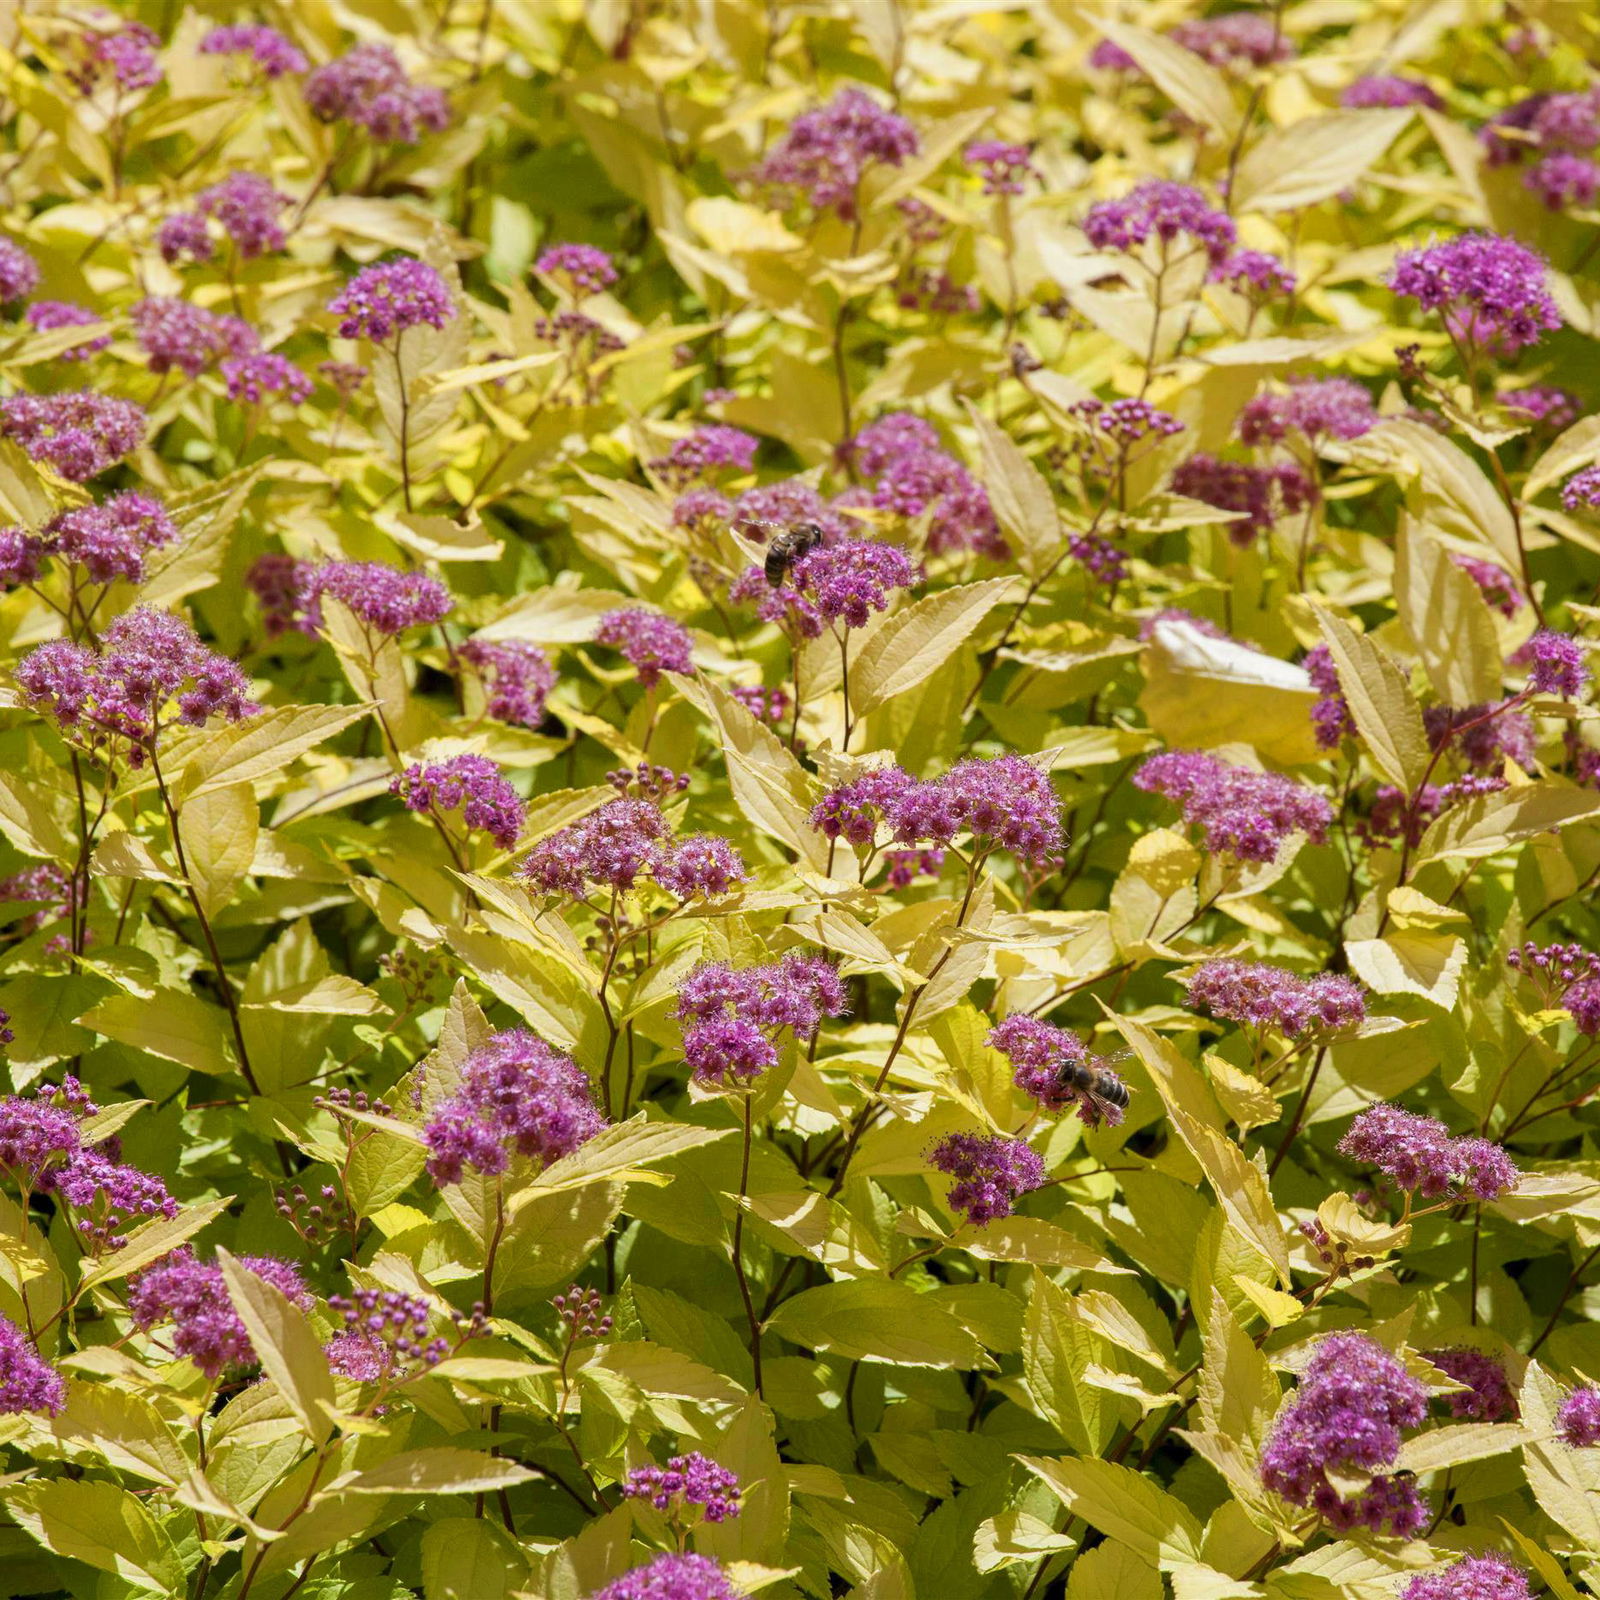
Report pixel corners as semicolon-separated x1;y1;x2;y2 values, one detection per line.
3;6;1600;1600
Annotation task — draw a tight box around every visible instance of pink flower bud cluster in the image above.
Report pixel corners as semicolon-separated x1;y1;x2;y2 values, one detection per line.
25;301;109;361
1337;1104;1520;1201
553;1284;612;1340
621;1452;742;1522
594;608;694;687
131;297;257;378
1427;1349;1516;1422
325;1288;452;1381
1480;90;1600;212
1558;1386;1600;1447
590;1554;741;1600
328;257;454;342
1258;1331;1429;1535
246;556;453;638
1083;180;1236;264
1342;76;1443;110
674;953;847;1087
0;491;177;589
536;244;619;296
730;536;921;638
423;1028;606;1185
648;425;758;487
928;1132;1046;1225
1401;1554;1532;1600
1237;378;1377;445
1169;12;1294;68
199;24;308;78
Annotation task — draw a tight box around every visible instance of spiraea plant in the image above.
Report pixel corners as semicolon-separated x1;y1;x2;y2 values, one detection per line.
4;3;1600;1600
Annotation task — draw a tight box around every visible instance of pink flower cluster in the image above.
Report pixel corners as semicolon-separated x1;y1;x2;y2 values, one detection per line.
1389;233;1562;355
812;755;1064;867
1170;454;1316;544
304;43;450;144
674;953;847;1087
0;490;177;589
1427;1349;1516;1422
1133;750;1333;861
591;1555;739;1600
129;1248;312;1378
328;257;454;342
1185;959;1367;1038
750;87;918;220
988;1014;1129;1126
459;638;556;728
621;1453;741;1522
1337;1104;1519;1201
247;556;453;637
25;301;108;360
131;297;257;377
1083;180;1236;264
16;606;257;763
849;413;1003;559
0;1315;64;1416
392;754;525;850
423;1028;606;1185
199;24;308;78
1481;90;1600;211
928;1132;1046;1225
731;536;921;637
0;390;146;481
1259;1331;1429;1535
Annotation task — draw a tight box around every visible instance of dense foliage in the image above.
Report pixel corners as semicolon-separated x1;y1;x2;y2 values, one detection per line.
6;3;1600;1599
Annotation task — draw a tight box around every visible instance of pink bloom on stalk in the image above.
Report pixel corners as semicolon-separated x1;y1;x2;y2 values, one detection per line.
929;1132;1045;1225
749;87;918;220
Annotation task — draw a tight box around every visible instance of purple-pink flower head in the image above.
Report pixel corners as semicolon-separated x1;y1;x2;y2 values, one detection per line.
1504;384;1579;431
1338;1104;1520;1201
731;537;920;638
199;24;308;78
42;490;178;585
25;301;110;360
1526;152;1600;210
325;1288;450;1381
1342;76;1443;110
71;22;163;95
1185;959;1367;1038
1564;976;1600;1035
1452;554;1523;617
810;765;917;846
1169;12;1295;69
131;297;257;378
594;608;694;687
197;171;291;259
1088;38;1139;72
649;425;759;488
0;1091;82;1189
675;953;847;1087
459;638;555;728
1426;1349;1517;1422
46;1147;178;1252
300;560;453;636
1513;629;1589;698
653;834;749;900
519;798;668;898
0;390;145;481
988;1014;1128;1128
1562;465;1600;513
1170;455;1316;545
847;413;1004;558
1211;250;1297;298
128;1249;311;1378
929;1132;1046;1225
423;1028;605;1185
590;1554;740;1600
1559;1386;1600;1447
156;211;213;266
392;754;525;851
965;140;1037;195
749;87;918;220
0;1316;65;1415
1097;398;1184;446
1134;750;1333;862
16;606;257;762
536;243;619;297
621;1453;742;1523
1237;378;1377;446
222;352;313;407
1083;180;1237;264
1400;1555;1534;1600
328;257;454;342
1389;233;1562;355
1423;701;1535;772
1259;1331;1429;1536
304;43;450;143
0;238;39;304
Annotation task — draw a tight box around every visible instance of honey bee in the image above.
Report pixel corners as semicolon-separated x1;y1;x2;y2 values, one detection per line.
738;518;826;587
1066;1049;1132;1124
